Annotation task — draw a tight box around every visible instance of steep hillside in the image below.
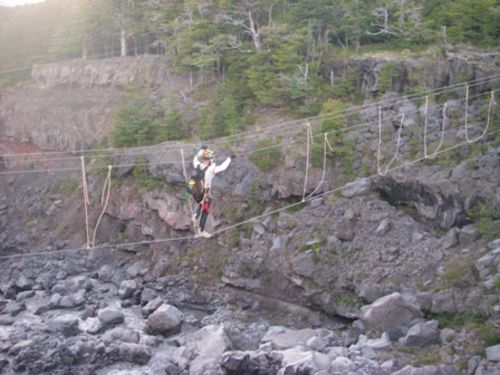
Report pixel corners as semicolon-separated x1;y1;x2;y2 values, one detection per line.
0;54;499;374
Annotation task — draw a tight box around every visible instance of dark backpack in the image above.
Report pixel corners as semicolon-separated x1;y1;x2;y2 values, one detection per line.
186;166;206;202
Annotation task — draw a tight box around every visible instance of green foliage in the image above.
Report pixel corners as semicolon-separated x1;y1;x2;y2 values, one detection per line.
433;311;489;329
132;162;162;191
466;204;499;241
423;0;499;46
249;139;282;172
411;345;443;366
111;88;187;148
377;62;399;95
245;180;263;217
441;256;478;288
318;99;355;177
330;67;361;100
199;82;248;140
432;311;500;352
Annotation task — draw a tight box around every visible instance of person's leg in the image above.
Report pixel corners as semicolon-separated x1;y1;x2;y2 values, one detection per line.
199;198;211;232
199;211;209;231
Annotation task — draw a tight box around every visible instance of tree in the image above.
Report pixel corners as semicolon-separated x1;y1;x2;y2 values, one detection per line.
217;0;282;52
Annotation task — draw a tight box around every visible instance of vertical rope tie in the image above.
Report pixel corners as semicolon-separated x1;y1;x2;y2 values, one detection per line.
377;106;405;177
91;165;113;248
464;85;471;142
306;133;329;200
180;149;197;233
466;90;495;143
423;96;429;157
80;156;91;249
302;122;311;202
427;103;448;159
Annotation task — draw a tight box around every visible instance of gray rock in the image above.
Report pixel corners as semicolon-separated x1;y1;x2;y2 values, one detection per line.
142;297;163;317
391;364;464;375
400;320;439;347
261;326;316;350
146;304;184;336
484;275;499;290
441;228;459;249
48;293;62;309
65;275;92;292
4;301;25;316
330;356;355;372
361;292;423;340
341;178;372;198
15;290;34;301
117;343;152;365
79;317;101;334
98;265;115;282
221;350;283;374
118;280;138;300
431;289;457;314
126;261;149;278
8;340;33;356
178;325;231;375
97;307;125;328
376;218;391;236
333;220;354;241
59;295;76;308
475;254;494;279
487;239;500;250
279;348;331;373
485;343;500;362
47;314;80;337
459;224;480;245
103;327;140;344
291;251;316;278
440;328;456;344
72;289;86;306
140;288;157;305
15;275;33;291
306;336;327;352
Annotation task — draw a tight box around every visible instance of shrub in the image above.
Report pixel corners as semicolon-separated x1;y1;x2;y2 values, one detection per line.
466;204;499;241
441;256;477;288
132;163;162;191
249;139;282;172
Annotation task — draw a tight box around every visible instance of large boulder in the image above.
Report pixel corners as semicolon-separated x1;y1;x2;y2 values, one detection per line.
221;351;283;375
399;320;439;347
486;344;500;362
146;304;184;336
391;364;464;375
97;307;125;329
47;314;80;337
261;327;317;350
279;348;331;374
174;324;231;375
360;292;423;340
118;280;137;300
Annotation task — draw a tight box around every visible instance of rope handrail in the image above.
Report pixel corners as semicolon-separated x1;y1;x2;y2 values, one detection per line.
1;75;498;161
2;126;499;261
1;89;495;176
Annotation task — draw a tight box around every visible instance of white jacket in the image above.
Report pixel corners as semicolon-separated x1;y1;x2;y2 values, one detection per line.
193;150;231;190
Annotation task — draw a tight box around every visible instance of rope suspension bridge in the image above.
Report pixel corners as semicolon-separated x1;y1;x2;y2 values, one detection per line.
0;75;498;261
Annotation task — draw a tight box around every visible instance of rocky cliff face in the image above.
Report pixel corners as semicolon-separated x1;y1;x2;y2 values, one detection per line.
0;55;183;151
0;53;499;374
